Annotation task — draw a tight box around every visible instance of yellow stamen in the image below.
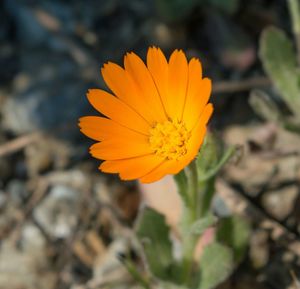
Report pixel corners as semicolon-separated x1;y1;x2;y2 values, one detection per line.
149;120;191;160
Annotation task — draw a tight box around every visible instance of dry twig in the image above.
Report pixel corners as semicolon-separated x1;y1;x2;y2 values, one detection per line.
213;76;271;94
0;132;41;158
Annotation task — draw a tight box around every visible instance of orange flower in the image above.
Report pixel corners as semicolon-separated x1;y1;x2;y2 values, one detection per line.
79;47;213;183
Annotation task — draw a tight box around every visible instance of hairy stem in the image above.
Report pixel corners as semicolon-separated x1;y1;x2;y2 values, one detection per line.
180;161;199;285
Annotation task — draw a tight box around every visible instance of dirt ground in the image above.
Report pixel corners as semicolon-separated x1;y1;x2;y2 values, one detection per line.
0;0;300;288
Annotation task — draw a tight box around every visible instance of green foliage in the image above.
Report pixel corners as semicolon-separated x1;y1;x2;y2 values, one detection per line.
288;0;300;36
197;134;236;183
198;242;234;289
283;117;300;133
120;256;151;289
216;215;250;263
174;170;189;206
259;27;300;116
190;214;216;235
135;135;245;289
249;89;282;122
196;134;219;177
136;207;180;282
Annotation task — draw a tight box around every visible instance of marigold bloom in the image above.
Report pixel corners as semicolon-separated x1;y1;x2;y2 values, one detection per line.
79;47;213;183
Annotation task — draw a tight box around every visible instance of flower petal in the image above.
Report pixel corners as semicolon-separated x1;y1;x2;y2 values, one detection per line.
99;154;164;180
167;50;188;121
87;89;150;135
101;62;129;100
124;52;167;123
183;60;212;130
79;116;147;141
90;135;151;160
146;47;169;116
194;103;214;130
101;62;155;124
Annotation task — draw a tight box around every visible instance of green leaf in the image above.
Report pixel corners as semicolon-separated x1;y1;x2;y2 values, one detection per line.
196;134;236;182
190;214;217;235
249;89;282;122
120;256;151;289
136;207;180;282
216;215;250;263
260;27;300;115
198;146;236;183
283;117;300;133
174;170;189;206
198;242;234;289
196;135;236;217
196;134;219;176
196;134;236;181
288;0;300;36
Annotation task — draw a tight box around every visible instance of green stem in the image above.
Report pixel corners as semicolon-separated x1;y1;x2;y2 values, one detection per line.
186;160;199;213
199;177;215;218
180;160;199;285
198;146;236;183
122;258;151;289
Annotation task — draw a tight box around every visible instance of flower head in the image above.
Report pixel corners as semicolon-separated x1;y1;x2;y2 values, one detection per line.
79;47;213;183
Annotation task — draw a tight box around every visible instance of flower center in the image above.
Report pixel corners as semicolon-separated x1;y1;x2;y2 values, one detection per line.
149;120;191;160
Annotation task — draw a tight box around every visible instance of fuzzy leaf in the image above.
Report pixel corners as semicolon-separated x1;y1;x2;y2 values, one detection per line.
198;242;234;289
196;133;219;176
284;117;300;133
174;170;189;206
216;215;250;262
190;214;217;235
197;137;236;183
260;27;300;115
249;89;282;122
136;207;180;282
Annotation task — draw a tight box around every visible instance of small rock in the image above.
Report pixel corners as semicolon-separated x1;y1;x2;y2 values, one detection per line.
21;222;47;254
213;195;231;217
0;223;54;289
46;169;89;190
93;238;131;284
249;229;269;269
262;185;298;221
2;71;90;138
6;179;28;205
224;124;300;194
24;136;71;177
33;184;80;239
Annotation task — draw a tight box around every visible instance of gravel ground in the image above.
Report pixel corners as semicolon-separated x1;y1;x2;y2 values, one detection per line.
0;0;300;288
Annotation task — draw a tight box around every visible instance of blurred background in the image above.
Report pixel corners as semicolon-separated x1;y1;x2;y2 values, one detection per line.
1;0;300;288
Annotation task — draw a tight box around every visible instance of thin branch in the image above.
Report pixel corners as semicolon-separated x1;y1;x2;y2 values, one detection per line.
0;132;41;157
226;180;300;239
213;76;271;94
